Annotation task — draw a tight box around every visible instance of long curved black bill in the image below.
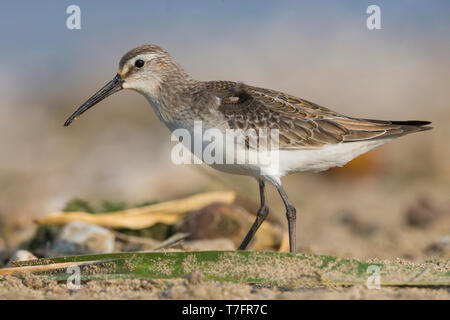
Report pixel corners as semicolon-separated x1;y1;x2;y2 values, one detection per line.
64;74;123;127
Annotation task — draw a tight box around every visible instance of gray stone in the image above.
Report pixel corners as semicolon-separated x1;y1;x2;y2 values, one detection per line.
6;250;37;266
52;221;115;256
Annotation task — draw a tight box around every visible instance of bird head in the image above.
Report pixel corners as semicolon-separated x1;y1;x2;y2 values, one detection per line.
64;44;182;127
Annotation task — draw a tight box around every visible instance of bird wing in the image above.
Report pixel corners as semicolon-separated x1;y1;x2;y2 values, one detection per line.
201;81;431;149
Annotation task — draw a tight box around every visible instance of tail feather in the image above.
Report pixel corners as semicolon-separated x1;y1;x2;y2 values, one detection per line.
390;120;433;133
342;119;433;143
390;120;431;126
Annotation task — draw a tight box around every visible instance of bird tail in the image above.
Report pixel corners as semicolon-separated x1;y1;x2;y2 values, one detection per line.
342;119;433;142
389;120;433;134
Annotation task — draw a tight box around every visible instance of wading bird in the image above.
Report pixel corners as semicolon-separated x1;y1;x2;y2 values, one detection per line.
64;45;432;253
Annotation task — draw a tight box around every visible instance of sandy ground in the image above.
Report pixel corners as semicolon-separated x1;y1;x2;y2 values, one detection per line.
0;275;449;300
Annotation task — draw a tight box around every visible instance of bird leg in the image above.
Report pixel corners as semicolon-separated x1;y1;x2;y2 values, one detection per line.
275;183;297;253
238;179;269;250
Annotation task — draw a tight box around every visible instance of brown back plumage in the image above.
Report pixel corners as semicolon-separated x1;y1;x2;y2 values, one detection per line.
201;81;431;149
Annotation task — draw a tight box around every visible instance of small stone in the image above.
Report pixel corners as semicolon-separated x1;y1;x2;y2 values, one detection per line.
6;250;37;266
405;197;445;228
176;203;252;247
424;236;450;256
52;221;115;256
441;235;450;248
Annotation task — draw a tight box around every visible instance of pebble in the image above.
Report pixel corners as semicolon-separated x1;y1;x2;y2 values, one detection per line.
52;221;115;255
6;250;37;267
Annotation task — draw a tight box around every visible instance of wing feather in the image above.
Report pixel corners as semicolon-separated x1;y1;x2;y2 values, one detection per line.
200;81;431;149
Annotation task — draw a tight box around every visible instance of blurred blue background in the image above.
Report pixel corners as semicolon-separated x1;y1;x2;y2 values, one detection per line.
2;0;449;104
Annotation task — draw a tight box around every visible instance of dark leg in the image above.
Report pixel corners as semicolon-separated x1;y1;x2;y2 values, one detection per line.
238;179;269;250
275;183;296;253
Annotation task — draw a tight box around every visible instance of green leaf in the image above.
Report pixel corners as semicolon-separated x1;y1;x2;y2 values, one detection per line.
116;223;175;241
63;199;95;213
23;224;60;251
9;251;449;287
99;200;127;213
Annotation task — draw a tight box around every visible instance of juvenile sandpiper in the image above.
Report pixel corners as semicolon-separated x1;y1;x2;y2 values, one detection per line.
64;45;432;253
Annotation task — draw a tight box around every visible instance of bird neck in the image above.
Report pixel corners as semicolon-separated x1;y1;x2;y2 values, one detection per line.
144;71;198;127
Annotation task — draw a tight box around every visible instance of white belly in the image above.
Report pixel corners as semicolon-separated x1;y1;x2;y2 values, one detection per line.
169;120;392;182
210;139;391;183
276;139;391;174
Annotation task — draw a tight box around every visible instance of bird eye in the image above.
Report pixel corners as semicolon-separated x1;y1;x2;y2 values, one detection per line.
135;59;145;68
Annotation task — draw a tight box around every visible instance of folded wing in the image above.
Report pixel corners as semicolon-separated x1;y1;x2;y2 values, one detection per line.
202;81;432;149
